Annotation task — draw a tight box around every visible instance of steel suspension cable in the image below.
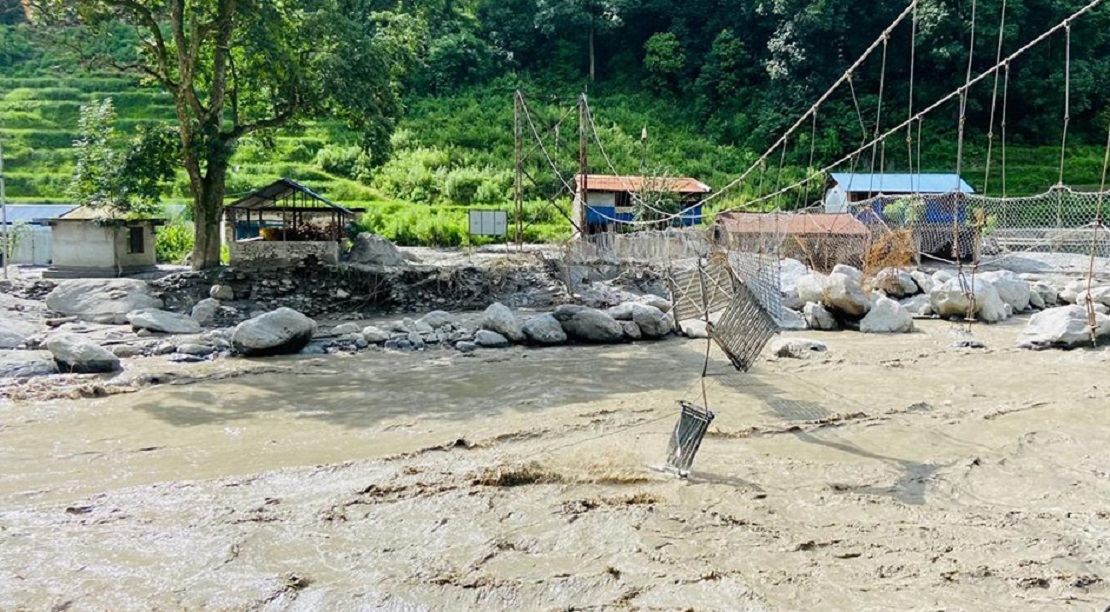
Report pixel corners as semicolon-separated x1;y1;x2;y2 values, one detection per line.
983;0;1008;194
1058;23;1072;186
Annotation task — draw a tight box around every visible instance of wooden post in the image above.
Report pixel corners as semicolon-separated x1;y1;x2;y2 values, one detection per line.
578;93;589;237
514;91;524;251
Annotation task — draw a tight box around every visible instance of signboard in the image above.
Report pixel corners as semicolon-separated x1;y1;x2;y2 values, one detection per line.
468;210;508;236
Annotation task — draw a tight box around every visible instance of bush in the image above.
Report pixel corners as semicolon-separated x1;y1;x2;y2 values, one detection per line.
314;145;371;180
156;220;194;264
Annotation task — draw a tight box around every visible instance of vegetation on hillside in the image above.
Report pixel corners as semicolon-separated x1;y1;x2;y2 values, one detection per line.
2;0;1109;253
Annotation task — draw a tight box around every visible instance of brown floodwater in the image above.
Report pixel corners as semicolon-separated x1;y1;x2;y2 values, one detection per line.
2;319;1110;611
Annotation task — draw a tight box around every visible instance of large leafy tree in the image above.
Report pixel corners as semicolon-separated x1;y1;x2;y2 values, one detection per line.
31;0;412;269
535;0;636;82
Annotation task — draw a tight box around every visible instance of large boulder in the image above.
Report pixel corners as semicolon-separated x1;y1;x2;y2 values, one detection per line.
910;270;935;294
474;330;510;348
637;294;672;313
803;302;838;331
191;298;221;326
930;278;1008;323
347;232;407;267
45;279;162;324
831;264;863;285
631;304;671;339
1031;282;1059;309
978;271;1031;312
522;314;568;345
780;258;810;310
859;296;915;333
552;305;624;343
209;285;235;301
1016;305;1110;350
0;354;59;379
872;268;919;298
778;307;808;331
231;308;317;357
1075;285;1110;308
679;319;709;339
481;302;524;342
899;294;934;317
606;302;637;321
127;309;202;335
821;272;871;318
46;334;121;374
418;310;455;330
0;319;35;349
361;326;390;344
795;274;828;305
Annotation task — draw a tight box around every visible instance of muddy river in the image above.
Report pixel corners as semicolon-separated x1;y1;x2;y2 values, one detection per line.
2;319;1110;610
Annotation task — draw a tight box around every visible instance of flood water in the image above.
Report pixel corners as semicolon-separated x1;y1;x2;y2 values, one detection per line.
3;322;1110;610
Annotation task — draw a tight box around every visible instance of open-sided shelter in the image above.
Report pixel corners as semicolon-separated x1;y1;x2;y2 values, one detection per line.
224;178;361;267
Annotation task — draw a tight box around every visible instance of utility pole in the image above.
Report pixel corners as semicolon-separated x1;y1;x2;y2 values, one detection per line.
513;91;524;251
577;93;589;237
1;127;7;280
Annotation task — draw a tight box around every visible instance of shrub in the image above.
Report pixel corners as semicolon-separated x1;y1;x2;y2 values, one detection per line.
156;220;194;264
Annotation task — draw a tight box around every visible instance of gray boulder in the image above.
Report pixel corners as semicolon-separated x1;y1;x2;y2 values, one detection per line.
631;304;671;338
475;330;511;348
47;334;121;374
859;296;914;333
45;279;162;324
803;302;838;331
777;308;808;331
361;325;390;343
910;270;934;294
637;294;672;313
407;331;426;350
680;319;709;339
176;343;215;357
795;274;828;305
607;302;636;321
481;302;524;342
1016;305;1110;350
1031;282;1059;308
899;294;934;317
348;232;407;267
127;309;202;335
210;285;235;301
621;320;643;341
553;305;624;343
930;278;1008;323
0;354;59;379
831;264;863;285
872;268;919;298
0;319;34;349
332;322;362;336
456;340;478;354
979;271;1031;312
522;314;567;345
231;308;317;357
780;258;810;310
1075;285;1110;308
191;298;221;326
822;272;871;318
771;338;828;359
1029;290;1046;310
932;270;954;285
418;310;455;330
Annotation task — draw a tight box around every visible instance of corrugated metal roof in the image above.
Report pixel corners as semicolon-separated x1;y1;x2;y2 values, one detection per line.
1;204;78;224
576;174;711;194
717;212;870;236
830;173;975;194
227;178;353;213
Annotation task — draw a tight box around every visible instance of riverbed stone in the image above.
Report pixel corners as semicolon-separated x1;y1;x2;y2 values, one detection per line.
553;305;624;343
803;302;838;331
679;319;709;339
910;270;934;294
778;308;808;331
1031;282;1059;308
860;296;915;333
979;271;1031;312
822;272;871;318
45;279;163;325
637;294;672;313
47;334;121;374
873;268;919;298
930;278;1008;323
231;307;317;357
607;302;636;321
361;326;390;344
771;338;828;359
456;340;478;353
621;320;642;341
127;309;202;335
177;343;215;356
0;319;32;349
1075;285;1110;308
332;322;362;336
481;302;524;342
522;314;567;345
191;298;221;326
418;310;455;330
0;354;59;379
1016;305;1110;350
795;274;828;305
210;284;235;301
631;304;670;338
899;294;934;317
475;329;511;348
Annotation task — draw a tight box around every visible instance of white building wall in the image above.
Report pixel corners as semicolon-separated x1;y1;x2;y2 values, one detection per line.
52;222;118;268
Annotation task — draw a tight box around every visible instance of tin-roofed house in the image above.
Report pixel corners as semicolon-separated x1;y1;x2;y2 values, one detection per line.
224;178;361;268
42;206;164;278
573;174;711;235
825;172;978;258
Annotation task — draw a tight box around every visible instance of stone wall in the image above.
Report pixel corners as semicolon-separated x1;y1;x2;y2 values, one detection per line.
228;240;339;268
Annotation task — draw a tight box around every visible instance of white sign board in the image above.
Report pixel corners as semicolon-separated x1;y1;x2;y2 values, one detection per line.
468;210;508;236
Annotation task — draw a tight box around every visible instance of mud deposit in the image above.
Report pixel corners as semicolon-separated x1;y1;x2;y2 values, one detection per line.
3;319;1110;610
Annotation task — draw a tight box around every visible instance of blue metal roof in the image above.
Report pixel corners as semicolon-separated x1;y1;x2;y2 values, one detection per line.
1;204;78;225
830;173;975;194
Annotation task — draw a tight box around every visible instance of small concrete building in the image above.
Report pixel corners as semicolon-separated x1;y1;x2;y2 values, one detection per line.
43;207;163;278
573;174;711;235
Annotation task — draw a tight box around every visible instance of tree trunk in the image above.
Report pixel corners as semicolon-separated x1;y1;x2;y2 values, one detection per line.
191;160;227;270
588;26;596;82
